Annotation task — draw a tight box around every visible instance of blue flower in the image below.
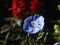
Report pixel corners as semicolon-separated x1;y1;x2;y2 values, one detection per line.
54;42;60;45
23;14;44;34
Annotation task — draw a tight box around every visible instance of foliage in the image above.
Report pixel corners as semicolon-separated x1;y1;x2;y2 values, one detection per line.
0;18;60;45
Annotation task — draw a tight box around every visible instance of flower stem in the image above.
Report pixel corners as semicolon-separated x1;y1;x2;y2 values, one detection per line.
3;32;10;45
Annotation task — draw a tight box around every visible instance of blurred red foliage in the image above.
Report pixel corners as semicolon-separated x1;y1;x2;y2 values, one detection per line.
8;0;26;18
30;0;42;14
8;0;42;18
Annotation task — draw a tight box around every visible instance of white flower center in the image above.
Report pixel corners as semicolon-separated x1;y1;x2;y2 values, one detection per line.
33;24;38;28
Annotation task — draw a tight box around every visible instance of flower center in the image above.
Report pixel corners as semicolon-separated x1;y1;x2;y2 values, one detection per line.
33;24;38;28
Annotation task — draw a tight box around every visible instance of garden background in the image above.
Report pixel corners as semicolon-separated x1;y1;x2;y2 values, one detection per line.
0;0;60;45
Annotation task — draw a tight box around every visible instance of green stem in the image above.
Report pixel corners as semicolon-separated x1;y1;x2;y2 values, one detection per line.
24;33;29;44
29;36;32;45
36;32;45;41
44;32;48;42
3;32;10;45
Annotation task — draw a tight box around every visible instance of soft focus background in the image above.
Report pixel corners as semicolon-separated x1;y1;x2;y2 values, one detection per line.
0;0;60;45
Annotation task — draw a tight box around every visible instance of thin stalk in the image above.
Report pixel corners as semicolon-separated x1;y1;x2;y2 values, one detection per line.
3;32;10;45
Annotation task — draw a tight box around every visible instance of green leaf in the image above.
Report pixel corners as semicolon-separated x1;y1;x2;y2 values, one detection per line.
21;41;25;45
0;25;11;34
10;33;20;40
5;32;10;39
3;32;10;45
11;23;16;28
36;32;45;41
57;4;60;11
0;40;4;43
53;33;60;41
31;39;37;45
44;32;48;42
15;19;22;26
54;36;60;41
4;18;15;21
57;19;60;23
54;24;60;33
51;19;60;24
